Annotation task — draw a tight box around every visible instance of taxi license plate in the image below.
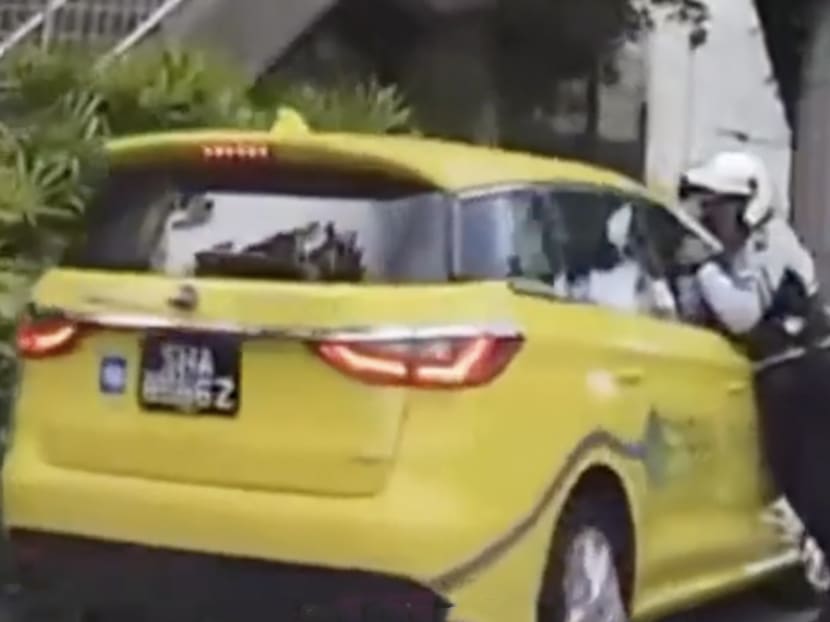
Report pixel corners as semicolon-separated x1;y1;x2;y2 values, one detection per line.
139;332;241;416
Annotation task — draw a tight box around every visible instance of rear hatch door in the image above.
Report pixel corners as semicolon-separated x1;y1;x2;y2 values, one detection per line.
17;143;465;497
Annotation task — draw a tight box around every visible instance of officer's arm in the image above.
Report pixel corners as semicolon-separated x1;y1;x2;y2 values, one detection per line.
696;261;766;334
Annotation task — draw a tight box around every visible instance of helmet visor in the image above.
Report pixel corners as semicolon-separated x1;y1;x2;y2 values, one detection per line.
679;175;747;219
682;192;749;250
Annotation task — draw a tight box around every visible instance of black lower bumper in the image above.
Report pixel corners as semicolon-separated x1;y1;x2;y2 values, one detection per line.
8;529;452;622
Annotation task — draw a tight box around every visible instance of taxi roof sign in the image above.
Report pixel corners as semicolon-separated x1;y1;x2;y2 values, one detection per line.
270;107;311;137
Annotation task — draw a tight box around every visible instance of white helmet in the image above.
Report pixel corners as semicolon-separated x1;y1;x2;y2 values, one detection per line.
679;150;775;228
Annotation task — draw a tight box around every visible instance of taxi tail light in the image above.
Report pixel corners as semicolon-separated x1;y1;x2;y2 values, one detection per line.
311;334;524;389
16;316;82;359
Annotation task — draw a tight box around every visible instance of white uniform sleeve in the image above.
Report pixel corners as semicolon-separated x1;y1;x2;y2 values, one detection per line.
695;219;818;336
696;261;765;334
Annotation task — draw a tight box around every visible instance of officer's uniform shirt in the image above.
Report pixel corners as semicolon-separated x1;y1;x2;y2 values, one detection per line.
695;218;827;365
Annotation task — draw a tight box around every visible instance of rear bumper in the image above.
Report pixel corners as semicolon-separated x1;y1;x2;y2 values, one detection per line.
2;441;543;621
9;529;451;622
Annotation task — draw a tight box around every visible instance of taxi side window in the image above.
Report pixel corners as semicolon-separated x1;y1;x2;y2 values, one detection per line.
639;202;715;327
457;185;677;316
458;188;567;284
547;189;616;294
551;189;678;317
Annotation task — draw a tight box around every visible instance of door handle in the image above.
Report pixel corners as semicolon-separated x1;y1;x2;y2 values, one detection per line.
615;368;644;385
167;284;199;312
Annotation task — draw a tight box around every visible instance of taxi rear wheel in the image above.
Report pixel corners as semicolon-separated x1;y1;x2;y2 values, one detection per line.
537;487;634;622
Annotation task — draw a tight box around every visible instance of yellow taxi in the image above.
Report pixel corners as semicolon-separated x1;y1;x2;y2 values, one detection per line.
1;115;809;622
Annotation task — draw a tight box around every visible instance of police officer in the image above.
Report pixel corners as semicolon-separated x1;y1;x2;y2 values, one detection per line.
678;150;830;619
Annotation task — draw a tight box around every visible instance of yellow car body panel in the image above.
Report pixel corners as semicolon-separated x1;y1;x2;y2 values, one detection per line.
103;129;647;194
2;129;794;621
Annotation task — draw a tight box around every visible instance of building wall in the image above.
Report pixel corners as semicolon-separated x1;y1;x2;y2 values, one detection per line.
645;0;792;214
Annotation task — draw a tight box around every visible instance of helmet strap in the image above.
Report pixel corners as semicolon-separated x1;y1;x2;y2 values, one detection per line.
746;206;774;231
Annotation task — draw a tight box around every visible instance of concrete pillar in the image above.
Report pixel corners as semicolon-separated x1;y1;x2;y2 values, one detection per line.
644;11;695;201
645;0;791;213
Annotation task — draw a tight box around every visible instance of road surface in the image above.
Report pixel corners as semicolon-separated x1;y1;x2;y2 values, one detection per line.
0;594;815;621
665;590;815;622
0;580;815;621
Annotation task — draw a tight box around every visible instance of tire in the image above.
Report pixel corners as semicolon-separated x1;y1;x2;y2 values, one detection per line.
537;489;634;622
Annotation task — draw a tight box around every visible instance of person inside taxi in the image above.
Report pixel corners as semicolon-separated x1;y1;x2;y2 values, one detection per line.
552;200;675;315
678;150;830;619
583;203;667;313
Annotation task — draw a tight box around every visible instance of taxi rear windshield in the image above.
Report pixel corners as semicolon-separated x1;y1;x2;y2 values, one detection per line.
61;160;451;283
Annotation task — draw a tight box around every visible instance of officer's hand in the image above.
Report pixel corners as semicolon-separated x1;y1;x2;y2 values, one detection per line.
674;235;716;268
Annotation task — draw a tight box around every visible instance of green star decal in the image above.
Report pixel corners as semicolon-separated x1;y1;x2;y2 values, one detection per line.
643;409;672;487
636;408;706;488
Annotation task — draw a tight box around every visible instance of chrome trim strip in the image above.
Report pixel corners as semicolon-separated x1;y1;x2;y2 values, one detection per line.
82;296;165;314
449;196;463;277
456;182;547;200
454;180;723;256
64;310;522;342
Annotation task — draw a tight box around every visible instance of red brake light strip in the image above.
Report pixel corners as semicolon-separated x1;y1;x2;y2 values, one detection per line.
201;144;270;160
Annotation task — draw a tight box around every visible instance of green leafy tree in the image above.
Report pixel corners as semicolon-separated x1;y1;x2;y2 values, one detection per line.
0;43;415;274
252;77;414;134
493;0;709;119
0;44;416;423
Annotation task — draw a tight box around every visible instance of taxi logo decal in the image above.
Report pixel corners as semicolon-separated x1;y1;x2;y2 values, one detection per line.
99;356;127;395
431;408;709;592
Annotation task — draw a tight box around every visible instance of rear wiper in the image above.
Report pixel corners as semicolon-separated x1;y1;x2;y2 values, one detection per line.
81;293;168;314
